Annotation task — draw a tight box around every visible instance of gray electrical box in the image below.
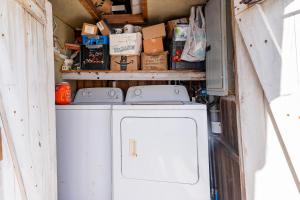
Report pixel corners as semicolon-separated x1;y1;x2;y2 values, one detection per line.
205;0;234;96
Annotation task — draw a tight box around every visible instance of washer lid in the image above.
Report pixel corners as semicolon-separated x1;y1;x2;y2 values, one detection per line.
125;85;190;103
74;88;124;103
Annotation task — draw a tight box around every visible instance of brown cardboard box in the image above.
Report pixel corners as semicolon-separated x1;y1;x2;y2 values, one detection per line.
167;18;189;39
111;55;140;71
142;23;166;40
82;23;98;35
143;37;164;54
142;52;168;71
97;20;111;36
110;33;142;55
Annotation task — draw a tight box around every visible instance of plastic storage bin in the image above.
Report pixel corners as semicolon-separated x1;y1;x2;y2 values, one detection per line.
80;44;110;70
170;40;205;70
82;35;109;45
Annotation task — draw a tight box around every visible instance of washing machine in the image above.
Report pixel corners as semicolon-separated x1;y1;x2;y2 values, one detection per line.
56;87;123;200
112;85;210;200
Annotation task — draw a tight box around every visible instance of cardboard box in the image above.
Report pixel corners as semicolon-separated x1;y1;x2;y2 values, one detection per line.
97;20;111;36
142;23;166;40
110;33;142;55
143;37;164;54
81;23;98;35
167;18;188;39
142;52;168;71
111;55;140;71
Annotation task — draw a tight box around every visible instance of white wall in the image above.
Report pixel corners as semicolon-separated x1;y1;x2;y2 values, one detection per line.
53;16;74;83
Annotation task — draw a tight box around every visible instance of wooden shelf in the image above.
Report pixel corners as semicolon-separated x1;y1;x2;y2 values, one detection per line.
61;70;206;81
103;14;145;25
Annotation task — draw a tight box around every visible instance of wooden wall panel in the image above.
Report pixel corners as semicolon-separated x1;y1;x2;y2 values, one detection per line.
0;1;56;200
220;96;239;154
0;129;2;161
212;96;242;200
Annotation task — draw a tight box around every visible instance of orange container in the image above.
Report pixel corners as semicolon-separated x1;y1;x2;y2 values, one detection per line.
55;82;71;105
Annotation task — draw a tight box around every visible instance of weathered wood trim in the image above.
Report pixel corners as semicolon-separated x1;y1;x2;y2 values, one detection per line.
234;0;300;198
0;128;3;161
79;0;101;20
45;2;58;200
0;0;57;199
15;0;46;25
232;20;247;200
61;70;206;81
141;0;148;20
235;2;300;192
103;14;144;25
0;94;28;200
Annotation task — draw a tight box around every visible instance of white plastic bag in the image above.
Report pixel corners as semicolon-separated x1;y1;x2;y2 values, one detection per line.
181;6;206;62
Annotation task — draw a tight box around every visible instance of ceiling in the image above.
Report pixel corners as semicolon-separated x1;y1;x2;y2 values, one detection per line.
49;0;207;29
147;0;207;23
49;0;95;28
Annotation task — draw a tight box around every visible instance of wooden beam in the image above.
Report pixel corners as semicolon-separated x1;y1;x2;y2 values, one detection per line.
141;0;148;20
79;0;101;20
103;14;144;25
61;70;206;81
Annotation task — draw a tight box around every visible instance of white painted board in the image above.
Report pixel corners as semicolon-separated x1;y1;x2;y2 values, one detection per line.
0;1;56;200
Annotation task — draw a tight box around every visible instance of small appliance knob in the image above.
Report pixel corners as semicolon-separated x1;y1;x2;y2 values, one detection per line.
134;89;142;96
108;89;116;97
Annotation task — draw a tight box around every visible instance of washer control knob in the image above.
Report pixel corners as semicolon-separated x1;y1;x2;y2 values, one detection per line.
134;89;142;96
108;89;116;97
174;89;180;95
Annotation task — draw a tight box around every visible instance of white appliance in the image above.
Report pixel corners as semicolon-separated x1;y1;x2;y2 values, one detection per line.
112;85;210;200
56;88;123;200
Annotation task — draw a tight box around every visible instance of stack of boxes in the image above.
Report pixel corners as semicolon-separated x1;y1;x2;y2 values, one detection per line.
80;23;110;70
109;32;142;71
141;24;168;71
77;17;203;72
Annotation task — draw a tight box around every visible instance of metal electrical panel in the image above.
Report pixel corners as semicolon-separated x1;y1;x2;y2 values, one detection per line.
206;0;234;96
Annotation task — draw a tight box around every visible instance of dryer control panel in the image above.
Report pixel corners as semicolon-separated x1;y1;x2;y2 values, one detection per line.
125;85;190;103
74;88;124;103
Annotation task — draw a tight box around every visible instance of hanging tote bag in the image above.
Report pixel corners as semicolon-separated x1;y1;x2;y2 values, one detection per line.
181;6;206;62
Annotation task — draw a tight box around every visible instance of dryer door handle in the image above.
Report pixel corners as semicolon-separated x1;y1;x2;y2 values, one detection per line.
129;139;137;158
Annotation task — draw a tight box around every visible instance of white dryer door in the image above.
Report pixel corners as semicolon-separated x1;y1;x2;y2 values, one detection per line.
121;117;199;184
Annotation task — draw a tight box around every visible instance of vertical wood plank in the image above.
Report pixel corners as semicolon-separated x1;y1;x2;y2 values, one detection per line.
0;128;2;161
45;2;57;200
234;22;300;200
0;0;56;200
